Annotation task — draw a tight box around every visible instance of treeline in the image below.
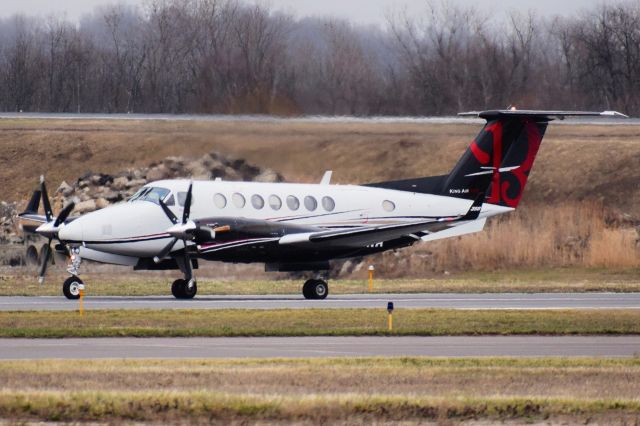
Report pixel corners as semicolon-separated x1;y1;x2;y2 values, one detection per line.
1;0;640;116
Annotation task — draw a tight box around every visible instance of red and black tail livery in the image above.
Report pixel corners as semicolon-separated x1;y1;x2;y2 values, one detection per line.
366;109;626;209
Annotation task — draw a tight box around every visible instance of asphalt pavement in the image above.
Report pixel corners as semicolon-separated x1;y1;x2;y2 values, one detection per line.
1;293;639;311
1;336;638;359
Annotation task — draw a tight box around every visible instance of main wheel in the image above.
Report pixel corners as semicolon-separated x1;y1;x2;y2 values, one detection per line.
63;276;83;300
302;279;329;300
172;279;197;299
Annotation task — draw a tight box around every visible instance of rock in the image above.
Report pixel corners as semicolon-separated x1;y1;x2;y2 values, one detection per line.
75;199;97;214
127;179;147;189
95;198;109;209
56;181;74;196
98;188;121;202
254;169;279;183
186;162;210;180
146;165;167;182
113;176;129;190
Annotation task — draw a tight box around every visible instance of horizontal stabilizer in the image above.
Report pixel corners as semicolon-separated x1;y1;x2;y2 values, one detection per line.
458;110;628;120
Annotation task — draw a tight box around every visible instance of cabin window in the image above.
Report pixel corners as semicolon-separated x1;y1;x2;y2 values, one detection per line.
214;193;227;209
164;194;175;206
287;195;300;210
269;195;282;210
251;194;265;209
383;200;396;212
304;196;317;211
322;196;335;212
232;193;246;208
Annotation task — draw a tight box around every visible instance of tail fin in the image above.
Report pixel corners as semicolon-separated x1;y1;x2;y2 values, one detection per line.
442;116;547;208
366;109;626;209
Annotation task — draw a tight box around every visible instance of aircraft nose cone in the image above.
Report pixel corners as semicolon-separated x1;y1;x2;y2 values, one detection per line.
58;220;84;242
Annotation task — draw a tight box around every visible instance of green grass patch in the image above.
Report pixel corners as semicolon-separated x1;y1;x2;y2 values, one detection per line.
2;308;640;337
0;391;638;423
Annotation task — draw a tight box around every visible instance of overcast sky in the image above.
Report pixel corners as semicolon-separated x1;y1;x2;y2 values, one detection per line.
0;0;604;26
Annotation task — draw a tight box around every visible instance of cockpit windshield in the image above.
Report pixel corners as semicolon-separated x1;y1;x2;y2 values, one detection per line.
128;187;171;205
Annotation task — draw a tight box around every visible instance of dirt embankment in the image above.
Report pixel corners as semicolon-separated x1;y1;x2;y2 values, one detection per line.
2;118;639;214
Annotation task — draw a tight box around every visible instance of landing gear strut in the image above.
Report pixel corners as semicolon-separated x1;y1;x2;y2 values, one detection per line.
302;279;329;300
172;256;197;299
63;247;83;300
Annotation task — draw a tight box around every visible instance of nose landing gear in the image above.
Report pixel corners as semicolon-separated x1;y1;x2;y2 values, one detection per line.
62;247;84;300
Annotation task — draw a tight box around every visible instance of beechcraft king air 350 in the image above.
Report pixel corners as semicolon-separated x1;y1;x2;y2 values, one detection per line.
18;109;626;300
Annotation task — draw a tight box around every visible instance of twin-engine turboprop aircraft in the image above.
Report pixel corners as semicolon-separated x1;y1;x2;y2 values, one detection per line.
18;109;626;300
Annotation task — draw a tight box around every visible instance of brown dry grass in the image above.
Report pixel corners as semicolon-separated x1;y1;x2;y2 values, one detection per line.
363;202;639;276
0;358;640;423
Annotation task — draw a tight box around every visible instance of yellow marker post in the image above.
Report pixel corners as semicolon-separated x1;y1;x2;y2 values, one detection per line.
368;265;375;292
78;284;85;316
387;302;394;332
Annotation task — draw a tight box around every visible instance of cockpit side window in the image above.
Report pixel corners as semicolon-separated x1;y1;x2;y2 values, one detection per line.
177;191;194;207
164;194;175;206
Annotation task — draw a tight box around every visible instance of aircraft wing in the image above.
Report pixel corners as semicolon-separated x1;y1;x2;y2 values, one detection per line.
279;193;484;248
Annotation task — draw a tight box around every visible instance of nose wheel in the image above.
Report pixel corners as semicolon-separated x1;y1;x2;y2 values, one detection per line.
63;276;83;300
302;279;329;300
172;279;197;299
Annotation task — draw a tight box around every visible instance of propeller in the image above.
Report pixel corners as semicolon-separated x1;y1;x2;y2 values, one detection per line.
153;182;221;264
33;177;75;284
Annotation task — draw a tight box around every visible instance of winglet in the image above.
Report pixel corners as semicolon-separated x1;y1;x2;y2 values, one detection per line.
320;171;333;185
460;192;485;221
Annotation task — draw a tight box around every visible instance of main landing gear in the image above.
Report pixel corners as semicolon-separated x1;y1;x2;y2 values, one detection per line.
171;256;197;299
302;279;329;300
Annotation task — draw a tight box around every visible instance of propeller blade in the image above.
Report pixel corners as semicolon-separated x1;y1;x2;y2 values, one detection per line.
53;202;75;228
40;176;53;223
153;238;178;263
182;182;193;224
24;190;41;214
159;199;179;224
37;241;52;284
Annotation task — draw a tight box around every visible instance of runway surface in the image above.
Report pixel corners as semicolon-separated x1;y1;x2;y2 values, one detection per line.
1;336;639;359
2;293;640;311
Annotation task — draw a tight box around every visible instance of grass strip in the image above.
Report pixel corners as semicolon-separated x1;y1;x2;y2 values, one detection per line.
2;308;640;337
0;391;638;423
3;268;640;296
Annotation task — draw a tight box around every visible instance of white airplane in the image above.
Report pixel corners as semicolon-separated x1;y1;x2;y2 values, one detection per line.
19;109;626;300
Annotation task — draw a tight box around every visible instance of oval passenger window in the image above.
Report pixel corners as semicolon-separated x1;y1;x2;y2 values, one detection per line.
382;200;396;212
304;196;317;211
322;196;335;212
214;193;227;209
287;195;300;210
251;194;265;209
269;195;282;210
232;193;246;208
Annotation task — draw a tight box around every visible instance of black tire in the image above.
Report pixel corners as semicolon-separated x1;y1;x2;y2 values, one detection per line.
172;279;197;299
63;276;83;300
302;279;329;300
171;279;186;299
183;280;197;299
302;279;316;299
312;280;329;300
